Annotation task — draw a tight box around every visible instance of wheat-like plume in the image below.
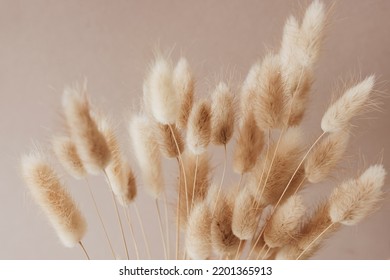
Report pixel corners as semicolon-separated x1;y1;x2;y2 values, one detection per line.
52;136;86;180
321;76;375;133
157;123;184;158
129;114;163;199
62;84;111;174
211;82;235;146
21;150;87;247
263;195;305;248
185;201;212;260
304;130;350;183
187;98;212;155
329;164;386;226
174;57;194;130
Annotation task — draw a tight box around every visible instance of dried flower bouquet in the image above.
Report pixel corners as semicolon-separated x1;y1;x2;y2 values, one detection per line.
21;0;386;260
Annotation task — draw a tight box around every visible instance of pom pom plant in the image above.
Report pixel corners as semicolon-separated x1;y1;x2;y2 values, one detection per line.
21;0;387;260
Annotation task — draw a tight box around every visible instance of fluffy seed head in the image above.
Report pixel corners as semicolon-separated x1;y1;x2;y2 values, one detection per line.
211;193;240;257
62;85;111;174
305;130;350;183
97;117;137;205
253;54;286;129
329;164;386;226
249;127;304;205
321;76;375;133
232;188;263;240
129;115;163;199
144;57;179;124
174;57;195;129
264;195;305;248
187;99;211;155
185;201;212;260
21;151;87;247
233;112;264;174
211;82;235;145
52;136;86;179
156;123;184;158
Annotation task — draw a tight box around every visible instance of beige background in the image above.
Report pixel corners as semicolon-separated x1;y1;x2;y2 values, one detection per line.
1;0;389;259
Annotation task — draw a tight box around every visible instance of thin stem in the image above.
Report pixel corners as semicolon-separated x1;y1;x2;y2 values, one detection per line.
237;174;244;189
169;124;189;218
251;129;271;208
163;192;170;259
296;223;334;260
123;206;139;260
262;247;271;260
133;203;151;259
175;157;181;260
103;170;129;260
78;241;90;260
234;240;243;260
212;144;227;216
255;243;267;260
191;154;199;211
256;129;284;206
293;176;307;196
273;132;326;212
84;178;116;259
155;199;168;259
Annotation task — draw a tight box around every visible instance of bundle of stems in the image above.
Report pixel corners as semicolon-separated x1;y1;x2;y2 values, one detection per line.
21;0;387;260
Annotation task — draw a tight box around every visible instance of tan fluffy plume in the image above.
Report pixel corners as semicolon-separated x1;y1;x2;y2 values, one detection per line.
99;117;137;206
232;187;264;240
264;195;305;248
185;201;212;260
178;151;210;227
321;75;375;133
186;98;212;155
252;54;286;129
233;112;265;174
211;82;235;145
329;164;386;226
304;130;349;183
52;136;86;179
129;114;163;199
21;150;87;247
174;57;194;129
144;56;179;125
280;0;326;126
249;127;304;205
156;123;184;158
211;191;240;258
62;84;111;174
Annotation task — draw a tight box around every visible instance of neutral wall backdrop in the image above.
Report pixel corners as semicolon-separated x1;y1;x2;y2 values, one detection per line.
1;0;389;259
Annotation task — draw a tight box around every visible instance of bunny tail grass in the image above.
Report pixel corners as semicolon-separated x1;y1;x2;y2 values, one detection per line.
187;98;212;155
185;201;212;260
99;117;137;206
321;75;375;133
232;188;263;240
329;164;386;226
144;56;179;125
62;84;111;174
211;191;240;258
305;129;350;183
253;54;286;129
129;115;163;199
157;123;184;158
233;112;265;174
264;195;305;248
21;150;87;248
52;136;86;179
211;82;235;145
174;57;195;129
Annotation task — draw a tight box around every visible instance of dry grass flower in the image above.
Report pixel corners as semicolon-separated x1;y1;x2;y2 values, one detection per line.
21;151;87;247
